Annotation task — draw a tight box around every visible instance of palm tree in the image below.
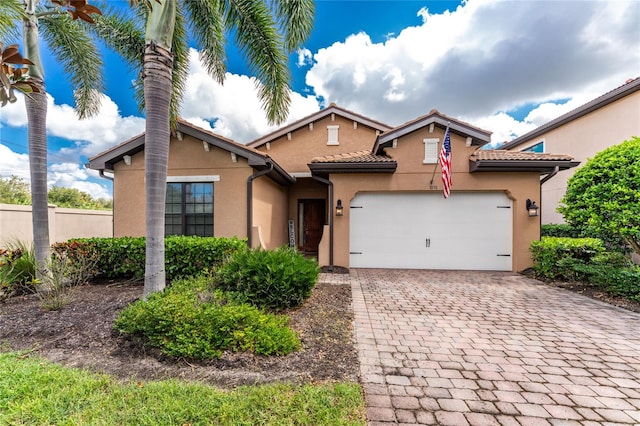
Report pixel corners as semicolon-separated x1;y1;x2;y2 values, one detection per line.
2;0;104;281
94;0;314;296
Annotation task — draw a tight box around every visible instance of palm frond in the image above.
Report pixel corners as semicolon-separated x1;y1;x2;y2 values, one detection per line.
272;0;314;52
91;4;145;67
183;0;226;83
0;0;24;42
89;4;145;114
169;5;188;129
226;0;290;124
39;12;104;119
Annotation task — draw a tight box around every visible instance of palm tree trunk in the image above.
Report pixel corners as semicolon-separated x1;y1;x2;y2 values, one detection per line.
25;80;50;278
23;0;50;280
143;41;173;296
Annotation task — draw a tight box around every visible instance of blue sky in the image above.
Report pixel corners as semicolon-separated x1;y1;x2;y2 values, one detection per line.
1;0;639;200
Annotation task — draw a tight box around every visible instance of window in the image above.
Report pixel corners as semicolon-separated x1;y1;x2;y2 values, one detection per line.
423;138;439;164
522;141;544;153
165;182;213;236
327;125;339;145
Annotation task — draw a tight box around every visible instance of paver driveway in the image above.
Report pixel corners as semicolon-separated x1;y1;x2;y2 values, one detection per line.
350;269;640;425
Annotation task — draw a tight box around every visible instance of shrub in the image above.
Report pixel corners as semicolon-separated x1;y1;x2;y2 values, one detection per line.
114;275;300;359
214;247;320;311
541;224;581;238
0;241;36;298
55;236;246;281
530;237;605;280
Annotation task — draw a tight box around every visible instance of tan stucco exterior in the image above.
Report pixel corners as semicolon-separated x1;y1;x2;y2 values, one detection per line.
113;135;254;239
255;114;381;173
92;106;573;274
252;175;289;248
504;80;640;223
327;127;540;272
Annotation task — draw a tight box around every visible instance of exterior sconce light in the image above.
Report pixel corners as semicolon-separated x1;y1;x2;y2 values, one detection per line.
526;199;539;217
335;199;344;216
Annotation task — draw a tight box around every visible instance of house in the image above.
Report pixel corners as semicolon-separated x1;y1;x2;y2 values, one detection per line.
88;104;578;272
500;77;640;224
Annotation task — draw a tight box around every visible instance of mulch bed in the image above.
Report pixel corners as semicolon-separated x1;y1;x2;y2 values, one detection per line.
0;279;360;388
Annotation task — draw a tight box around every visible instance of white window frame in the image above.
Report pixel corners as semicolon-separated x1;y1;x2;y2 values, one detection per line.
327;125;339;145
423;138;439;164
167;175;220;183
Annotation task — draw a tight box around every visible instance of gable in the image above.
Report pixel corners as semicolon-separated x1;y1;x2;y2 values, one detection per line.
253;113;385;174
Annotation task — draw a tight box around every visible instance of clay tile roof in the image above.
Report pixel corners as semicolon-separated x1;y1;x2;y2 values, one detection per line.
470;150;574;161
310;150;396;163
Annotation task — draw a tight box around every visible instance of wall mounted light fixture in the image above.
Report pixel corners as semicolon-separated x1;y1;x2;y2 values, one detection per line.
526;199;539;217
335;199;344;216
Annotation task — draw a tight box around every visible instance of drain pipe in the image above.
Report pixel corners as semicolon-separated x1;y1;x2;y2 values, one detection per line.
247;162;273;247
99;170;115;237
540;166;560;185
311;174;334;268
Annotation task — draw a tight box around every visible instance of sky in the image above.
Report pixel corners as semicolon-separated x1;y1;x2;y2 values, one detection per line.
1;0;639;200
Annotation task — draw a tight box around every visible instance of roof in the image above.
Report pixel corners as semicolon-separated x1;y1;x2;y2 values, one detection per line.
374;109;492;154
501;77;640;150
247;103;393;148
469;149;580;173
308;150;397;175
87;119;295;185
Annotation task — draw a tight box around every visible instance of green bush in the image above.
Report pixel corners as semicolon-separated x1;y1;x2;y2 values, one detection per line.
54;236;246;281
214;247;320;311
0;241;36;298
114;275;300;359
530;237;606;279
541;224;581;238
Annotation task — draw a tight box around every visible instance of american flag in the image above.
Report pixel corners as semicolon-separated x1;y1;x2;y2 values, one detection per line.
439;126;452;198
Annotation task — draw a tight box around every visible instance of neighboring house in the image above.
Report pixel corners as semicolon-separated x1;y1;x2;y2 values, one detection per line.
501;77;640;224
88;104;577;272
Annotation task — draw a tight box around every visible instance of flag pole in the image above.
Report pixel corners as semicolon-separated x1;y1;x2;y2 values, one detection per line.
429;123;451;185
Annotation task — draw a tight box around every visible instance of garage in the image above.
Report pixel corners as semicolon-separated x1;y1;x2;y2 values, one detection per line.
349;192;513;270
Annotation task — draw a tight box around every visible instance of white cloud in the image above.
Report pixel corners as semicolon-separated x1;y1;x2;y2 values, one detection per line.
1;92;145;158
304;0;640;141
0;144;30;180
296;48;313;67
49;163;112;200
180;48;320;143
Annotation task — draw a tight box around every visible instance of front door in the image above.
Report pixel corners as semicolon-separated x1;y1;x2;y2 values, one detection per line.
300;199;325;254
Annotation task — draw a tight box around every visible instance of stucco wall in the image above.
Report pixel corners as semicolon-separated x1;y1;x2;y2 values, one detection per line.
510;91;640;223
329;128;541;272
256;115;380;173
252;175;289;248
0;203;112;246
113;135;253;238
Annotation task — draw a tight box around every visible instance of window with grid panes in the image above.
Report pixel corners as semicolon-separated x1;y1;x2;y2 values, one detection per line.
165;182;213;236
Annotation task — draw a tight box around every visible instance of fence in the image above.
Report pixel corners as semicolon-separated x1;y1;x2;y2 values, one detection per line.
0;203;113;247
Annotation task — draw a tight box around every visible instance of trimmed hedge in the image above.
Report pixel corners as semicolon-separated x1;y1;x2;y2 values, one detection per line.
530;237;605;280
52;236;247;281
530;237;639;301
214;247;320;311
114;275;300;359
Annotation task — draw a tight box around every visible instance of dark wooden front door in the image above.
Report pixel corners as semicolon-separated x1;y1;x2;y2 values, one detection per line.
301;199;325;254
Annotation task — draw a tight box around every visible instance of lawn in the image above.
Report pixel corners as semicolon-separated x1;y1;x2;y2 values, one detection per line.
0;352;365;425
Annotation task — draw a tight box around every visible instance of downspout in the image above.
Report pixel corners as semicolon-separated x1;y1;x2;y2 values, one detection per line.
247;162;274;247
311;174;334;268
540;166;559;185
99;169;115;238
537;166;559;239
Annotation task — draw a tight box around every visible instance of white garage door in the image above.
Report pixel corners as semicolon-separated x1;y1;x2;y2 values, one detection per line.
349;192;512;270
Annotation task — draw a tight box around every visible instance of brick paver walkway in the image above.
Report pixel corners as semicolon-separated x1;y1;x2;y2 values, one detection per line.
350;269;640;425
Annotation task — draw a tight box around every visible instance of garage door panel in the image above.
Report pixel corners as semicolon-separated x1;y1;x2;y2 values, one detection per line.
349;192;512;270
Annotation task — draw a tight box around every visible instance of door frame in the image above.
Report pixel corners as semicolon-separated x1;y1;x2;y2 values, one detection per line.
297;198;326;254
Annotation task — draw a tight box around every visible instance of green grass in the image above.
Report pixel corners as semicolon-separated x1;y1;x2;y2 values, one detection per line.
0;352;365;426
